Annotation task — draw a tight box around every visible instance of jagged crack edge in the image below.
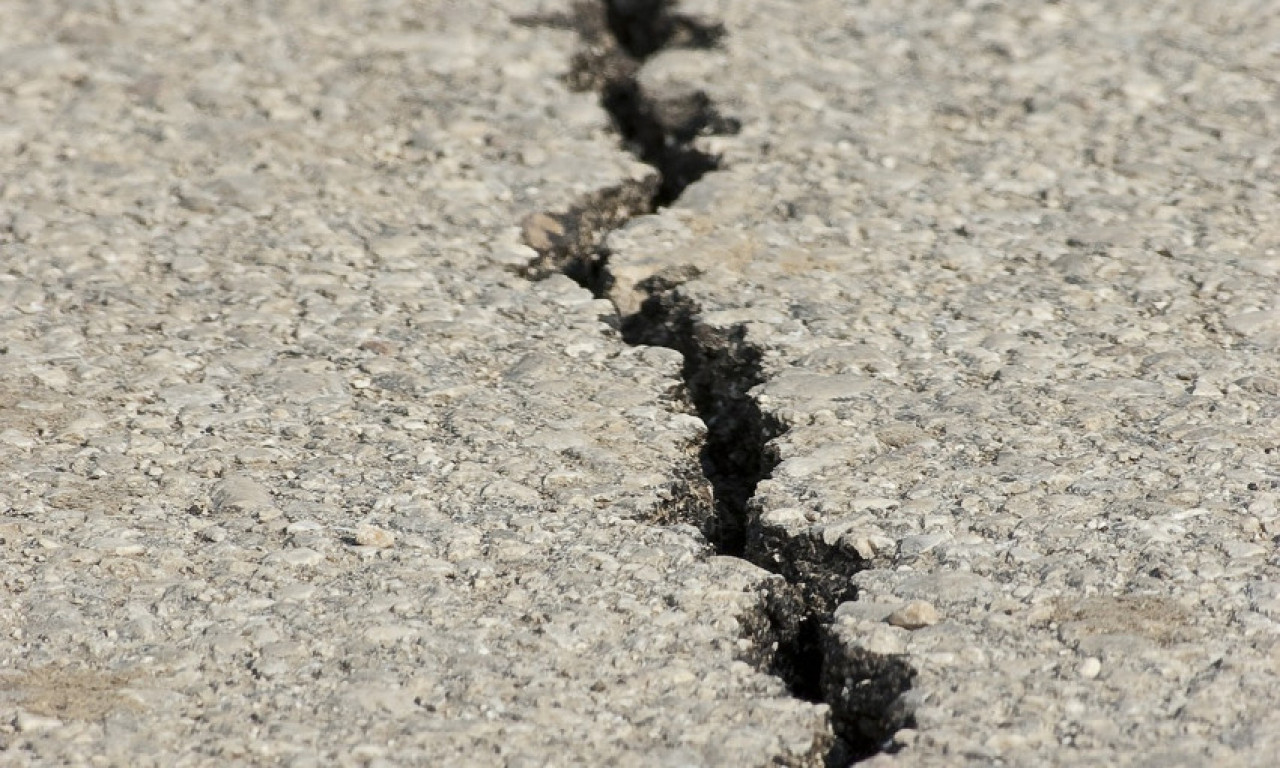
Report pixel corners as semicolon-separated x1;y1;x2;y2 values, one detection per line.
622;285;918;762
516;1;917;764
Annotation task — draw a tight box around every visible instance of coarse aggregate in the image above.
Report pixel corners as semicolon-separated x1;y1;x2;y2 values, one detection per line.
605;0;1280;764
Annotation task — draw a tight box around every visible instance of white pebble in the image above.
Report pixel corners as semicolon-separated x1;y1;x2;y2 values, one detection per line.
355;524;396;549
887;600;942;630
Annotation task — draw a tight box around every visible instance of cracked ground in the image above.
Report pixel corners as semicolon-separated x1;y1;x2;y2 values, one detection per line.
3;1;1280;766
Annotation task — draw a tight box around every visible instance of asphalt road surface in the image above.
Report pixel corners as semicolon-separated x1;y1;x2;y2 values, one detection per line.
2;1;1278;766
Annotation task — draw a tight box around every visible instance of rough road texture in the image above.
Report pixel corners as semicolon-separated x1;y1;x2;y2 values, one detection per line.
3;0;1280;767
0;2;827;765
605;0;1280;765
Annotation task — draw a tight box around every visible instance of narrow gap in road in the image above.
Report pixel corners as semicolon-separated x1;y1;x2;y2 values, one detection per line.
516;2;915;764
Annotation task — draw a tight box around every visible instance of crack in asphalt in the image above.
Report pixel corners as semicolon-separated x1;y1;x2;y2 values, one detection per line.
516;2;916;763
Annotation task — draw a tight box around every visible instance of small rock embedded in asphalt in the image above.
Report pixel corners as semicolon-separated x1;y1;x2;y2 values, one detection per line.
886;601;941;631
14;711;63;733
1077;657;1103;680
354;524;396;549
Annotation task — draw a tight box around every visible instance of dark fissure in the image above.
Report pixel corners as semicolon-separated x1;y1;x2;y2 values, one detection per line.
516;2;915;764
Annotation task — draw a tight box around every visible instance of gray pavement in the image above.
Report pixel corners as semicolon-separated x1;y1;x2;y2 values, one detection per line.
1;1;1278;766
608;0;1280;764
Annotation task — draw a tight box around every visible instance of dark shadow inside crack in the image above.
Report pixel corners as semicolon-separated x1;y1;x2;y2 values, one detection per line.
520;1;738;207
620;284;772;557
601;79;729;206
605;0;726;58
518;180;659;282
622;284;916;762
515;1;916;763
